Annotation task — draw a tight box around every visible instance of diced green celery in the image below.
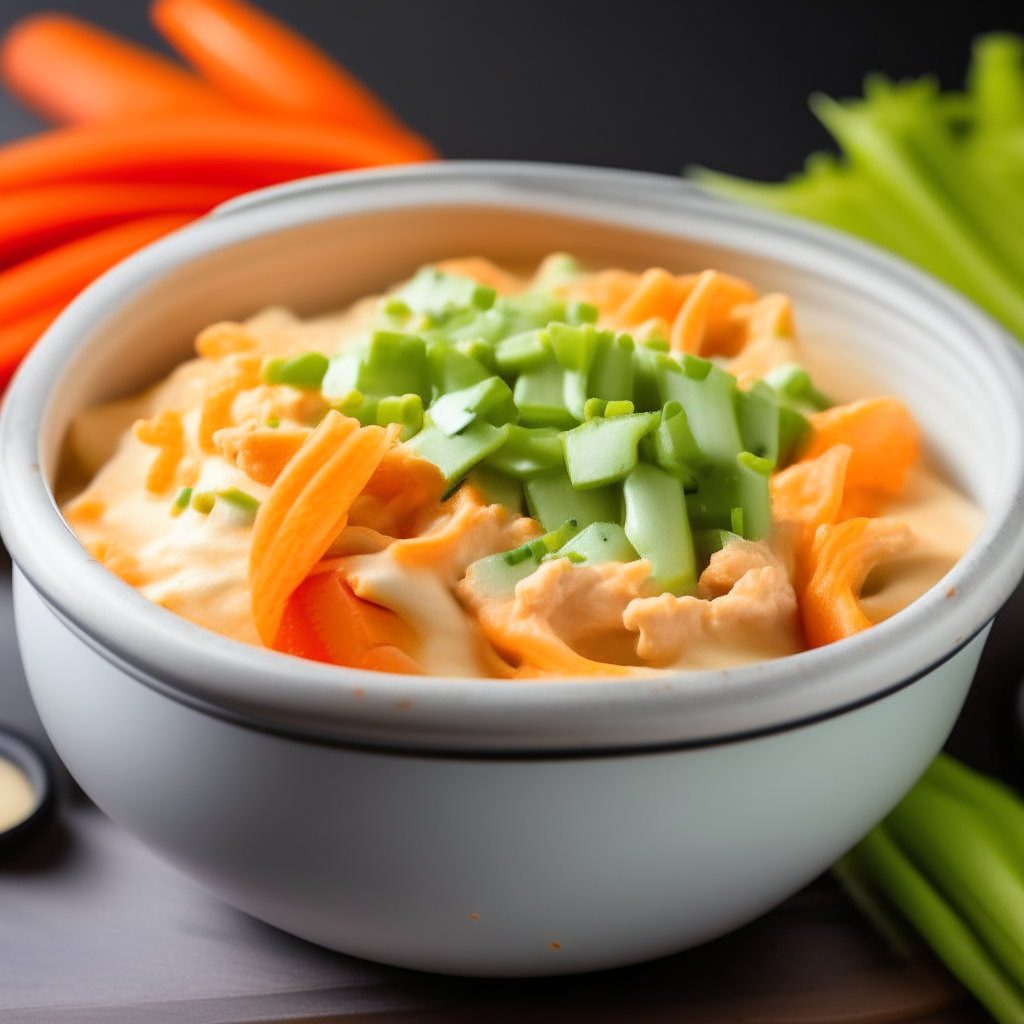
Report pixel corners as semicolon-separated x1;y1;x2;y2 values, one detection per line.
567;301;599;325
970;34;1024;132
405;419;511;487
191;490;215;515
466;551;539;602
524;470;620;532
604;400;635;417
584;398;606;420
548;322;606;372
503;292;566;335
427;342;489;397
170;486;192;517
778;406;811;466
397;268;496;321
686;452;773;540
333;389;378;426
562;413;658;488
589;332;635;402
514;359;578;429
622;463;696;596
632;343;671;412
217;486;260;525
484;425;564;479
428;376;517;436
320;351;361;400
527;518;580;560
375;394;424;441
382;297;412;318
658;358;744;464
428;304;510;346
266;415;280;429
467;465;525;514
361;331;428;400
494;329;552;375
531;253;581;291
262;351;330;390
651;400;705;488
763;362;833;411
562;369;589;421
736;380;780;464
730;507;744;536
550;522;638;565
454;339;497;372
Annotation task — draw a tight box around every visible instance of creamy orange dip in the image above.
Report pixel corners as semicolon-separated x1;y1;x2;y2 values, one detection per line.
59;256;983;678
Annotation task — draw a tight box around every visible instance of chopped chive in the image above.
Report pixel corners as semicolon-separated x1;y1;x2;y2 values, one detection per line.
170;487;192;517
262;351;330;390
191;490;215;515
266;415;280;428
604;400;635;418
217;486;261;525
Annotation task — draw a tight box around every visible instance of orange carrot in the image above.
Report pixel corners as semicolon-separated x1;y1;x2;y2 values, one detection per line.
151;0;435;156
214;423;311;485
0;214;193;328
133;409;186;494
802;397;921;495
802;517;915;647
670;270;758;355
0;182;239;268
561;269;639;319
771;443;852;529
0;114;431;194
0;13;238;126
249;413;398;644
195;354;262;452
611;268;697;329
0;302;63;391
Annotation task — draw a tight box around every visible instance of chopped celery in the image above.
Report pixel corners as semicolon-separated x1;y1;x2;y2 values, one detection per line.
584;398;607;420
650;400;706;487
503;292;566;335
531;252;581;291
604;400;635;418
686;451;773;540
525;518;579;560
466;551;539;601
375;394;424;440
429;376;517;436
514;358;578;429
405;418;511;487
467;465;525;514
191;490;215;515
170;486;192;517
217;486;260;525
524;470;620;532
262;351;330;390
320;350;360;400
359;331;429;400
658;358;744;465
550;522;639;565
736;380;781;464
427;342;490;396
589;332;635;402
266;415;280;428
730;507;744;536
778;406;812;466
632;343;672;412
494;329;552;375
484;425;564;479
622;463;696;595
567;301;599;325
764;363;833;412
397;268;496;321
333;389;378;426
562;413;658;488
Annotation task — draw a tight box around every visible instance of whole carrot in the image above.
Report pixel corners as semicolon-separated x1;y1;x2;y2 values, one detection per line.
1;182;239;269
0;303;64;391
0;214;194;327
150;0;435;156
0;13;237;125
0;113;431;192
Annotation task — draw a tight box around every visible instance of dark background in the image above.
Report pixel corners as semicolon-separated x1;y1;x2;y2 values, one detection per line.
1;0;1023;786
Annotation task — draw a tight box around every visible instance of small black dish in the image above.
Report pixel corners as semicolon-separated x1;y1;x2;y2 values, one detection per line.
0;727;53;858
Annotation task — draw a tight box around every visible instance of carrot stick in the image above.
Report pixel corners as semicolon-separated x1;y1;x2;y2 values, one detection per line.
803;517;915;646
670;270;758;355
0;13;238;125
0;214;194;327
0;113;432;193
0;302;63;391
0;182;239;269
611;268;698;329
150;0;435;155
249;413;398;644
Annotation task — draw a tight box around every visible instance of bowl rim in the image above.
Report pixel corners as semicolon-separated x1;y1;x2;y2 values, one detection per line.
3;160;1024;756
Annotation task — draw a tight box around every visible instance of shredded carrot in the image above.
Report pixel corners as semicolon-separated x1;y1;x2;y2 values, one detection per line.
802;517;915;647
0;301;63;391
196;354;262;452
0;13;238;126
86;536;146;586
134;409;186;494
213;422;310;485
194;320;259;358
388;484;488;568
771;444;852;528
63;495;105;522
803;397;921;495
559;269;639;319
611;268;698;329
250;414;398;644
670;270;758;355
359;443;447;533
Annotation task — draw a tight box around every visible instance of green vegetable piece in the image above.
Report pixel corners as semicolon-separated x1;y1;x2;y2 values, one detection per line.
550;521;639;565
405;418;511;488
730;507;744;536
266;415;280;429
362;331;428;400
604;399;634;418
970;34;1024;132
693;528;743;572
170;486;192;517
527;518;579;561
320;350;360;400
763;362;832;411
514;359;578;429
622;463;696;596
686;451;773;540
651;400;705;488
427;342;490;397
191;490;215;515
217;486;261;525
502;292;567;336
375;394;424;441
632;343;675;412
567;301;599;325
736;380;781;464
584;397;606;420
548;322;606;373
531;252;581;291
466;551;539;602
454;338;497;372
333;389;378;426
262;351;330;390
467;465;524;515
589;332;635;402
484;425;564;480
494;329;552;375
428;376;517;436
778;406;811;466
658;359;744;464
382;297;412;318
397;268;496;321
524;470;620;532
562;413;658;489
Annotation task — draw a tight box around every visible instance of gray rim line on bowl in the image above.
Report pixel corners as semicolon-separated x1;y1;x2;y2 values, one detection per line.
2;162;1024;755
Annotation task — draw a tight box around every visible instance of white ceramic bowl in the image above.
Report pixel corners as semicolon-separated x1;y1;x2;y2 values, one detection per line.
2;163;1024;977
